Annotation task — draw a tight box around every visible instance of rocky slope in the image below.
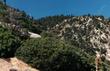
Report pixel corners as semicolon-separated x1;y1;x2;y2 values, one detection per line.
46;15;110;61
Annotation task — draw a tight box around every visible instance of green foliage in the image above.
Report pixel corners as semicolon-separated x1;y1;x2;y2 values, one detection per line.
36;15;73;31
16;37;95;71
0;26;21;58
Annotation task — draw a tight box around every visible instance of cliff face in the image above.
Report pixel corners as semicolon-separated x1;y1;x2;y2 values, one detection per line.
47;16;110;61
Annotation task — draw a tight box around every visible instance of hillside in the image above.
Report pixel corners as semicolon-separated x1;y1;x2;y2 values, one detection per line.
37;15;110;60
0;1;110;71
0;1;41;38
35;15;110;70
0;1;41;71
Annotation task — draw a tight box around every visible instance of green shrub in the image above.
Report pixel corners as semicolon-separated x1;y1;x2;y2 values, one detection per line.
0;26;21;58
16;37;95;71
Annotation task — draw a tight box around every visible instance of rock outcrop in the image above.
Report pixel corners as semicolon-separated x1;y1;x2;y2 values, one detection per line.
0;57;39;71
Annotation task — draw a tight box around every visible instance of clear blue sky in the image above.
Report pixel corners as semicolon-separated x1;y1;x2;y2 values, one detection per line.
7;0;110;19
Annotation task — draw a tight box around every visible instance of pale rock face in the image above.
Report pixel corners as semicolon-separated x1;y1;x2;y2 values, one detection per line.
96;51;101;58
64;19;67;22
56;24;59;27
51;16;110;61
0;22;2;25
74;24;80;28
86;18;92;26
28;32;41;38
97;17;102;21
90;19;110;61
65;24;71;28
0;57;39;71
0;59;12;71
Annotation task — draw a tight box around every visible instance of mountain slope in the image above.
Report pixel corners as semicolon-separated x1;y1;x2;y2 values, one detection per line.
0;1;110;70
0;1;41;38
42;15;110;61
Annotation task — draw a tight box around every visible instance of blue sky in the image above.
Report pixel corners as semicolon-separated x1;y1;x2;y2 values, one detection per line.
7;0;110;19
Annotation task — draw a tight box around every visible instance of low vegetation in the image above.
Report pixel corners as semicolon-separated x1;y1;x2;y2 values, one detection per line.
15;36;95;71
